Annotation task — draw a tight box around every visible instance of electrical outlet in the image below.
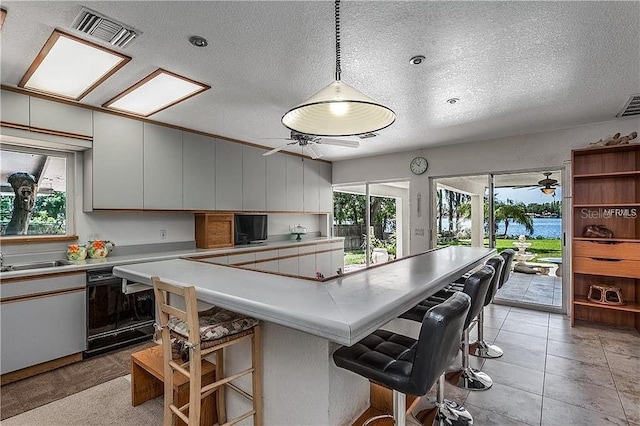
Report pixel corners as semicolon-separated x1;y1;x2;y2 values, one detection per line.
160;230;167;240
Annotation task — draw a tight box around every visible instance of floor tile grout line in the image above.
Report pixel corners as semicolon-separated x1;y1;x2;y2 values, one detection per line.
602;339;633;424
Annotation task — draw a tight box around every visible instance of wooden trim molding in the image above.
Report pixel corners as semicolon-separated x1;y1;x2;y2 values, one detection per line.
1;353;83;386
18;29;131;101
1;270;85;284
0;235;79;245
1;121;93;140
1;286;85;303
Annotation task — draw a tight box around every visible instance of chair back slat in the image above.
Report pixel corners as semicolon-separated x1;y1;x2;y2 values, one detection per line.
152;276;201;345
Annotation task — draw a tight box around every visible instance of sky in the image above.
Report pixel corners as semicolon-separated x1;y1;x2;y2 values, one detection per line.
494;187;563;204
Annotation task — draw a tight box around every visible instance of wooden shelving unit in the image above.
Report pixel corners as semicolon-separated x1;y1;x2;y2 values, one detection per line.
571;143;640;332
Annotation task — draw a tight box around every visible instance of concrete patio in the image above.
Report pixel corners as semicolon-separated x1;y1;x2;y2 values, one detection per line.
494;264;563;311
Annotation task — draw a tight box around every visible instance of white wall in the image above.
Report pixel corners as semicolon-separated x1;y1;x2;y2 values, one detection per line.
333;118;639;254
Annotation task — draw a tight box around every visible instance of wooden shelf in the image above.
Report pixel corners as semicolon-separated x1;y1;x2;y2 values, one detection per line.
572;143;640;155
573;237;640;243
573;296;640;313
573;203;640;208
574;171;640;179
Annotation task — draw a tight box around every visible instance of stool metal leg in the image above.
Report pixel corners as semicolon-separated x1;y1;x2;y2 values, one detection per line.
447;328;493;391
471;309;503;359
434;374;473;426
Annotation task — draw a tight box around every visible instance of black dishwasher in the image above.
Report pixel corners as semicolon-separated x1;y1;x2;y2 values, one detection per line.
85;268;155;357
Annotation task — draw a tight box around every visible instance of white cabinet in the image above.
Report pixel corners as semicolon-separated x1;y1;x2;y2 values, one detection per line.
278;257;299;275
215;141;243;210
143;123;183;209
183;132;216;210
0;273;86;374
266;153;287;211
1;89;29;126
242;145;266;211
88;112;144;210
332;245;345;275
254;260;279;273
303;159;320;212
30;97;92;137
318;162;333;213
298;252;317;278
286;156;304;211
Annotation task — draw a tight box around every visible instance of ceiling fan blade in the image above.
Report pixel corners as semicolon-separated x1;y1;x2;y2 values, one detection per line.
318;138;360;148
262;142;297;156
306;144;323;159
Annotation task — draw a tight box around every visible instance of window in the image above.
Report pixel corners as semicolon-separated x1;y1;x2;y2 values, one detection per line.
0;146;72;237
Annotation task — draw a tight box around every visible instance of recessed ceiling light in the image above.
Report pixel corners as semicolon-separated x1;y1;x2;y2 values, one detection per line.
103;69;210;117
409;55;425;65
446;97;460;104
19;29;130;100
189;36;208;47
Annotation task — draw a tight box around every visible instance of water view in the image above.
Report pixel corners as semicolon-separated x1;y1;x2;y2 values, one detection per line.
441;217;562;239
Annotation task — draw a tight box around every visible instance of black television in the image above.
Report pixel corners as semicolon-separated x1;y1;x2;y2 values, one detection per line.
234;214;268;245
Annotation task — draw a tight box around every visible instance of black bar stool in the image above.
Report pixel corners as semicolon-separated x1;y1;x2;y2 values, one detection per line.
401;266;495;391
333;292;472;426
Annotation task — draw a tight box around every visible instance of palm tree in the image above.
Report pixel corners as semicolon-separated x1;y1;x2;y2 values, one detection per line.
495;199;534;236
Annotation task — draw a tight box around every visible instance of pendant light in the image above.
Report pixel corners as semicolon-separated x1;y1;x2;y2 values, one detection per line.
281;0;396;137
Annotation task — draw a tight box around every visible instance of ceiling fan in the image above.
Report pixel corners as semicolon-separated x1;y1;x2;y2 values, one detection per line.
261;131;359;159
538;172;558;195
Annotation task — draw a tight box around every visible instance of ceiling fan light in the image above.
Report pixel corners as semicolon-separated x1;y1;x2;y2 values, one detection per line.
282;80;396;137
541;186;556;195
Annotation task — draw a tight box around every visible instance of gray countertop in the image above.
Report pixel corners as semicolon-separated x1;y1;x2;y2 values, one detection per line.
113;246;495;346
0;237;343;280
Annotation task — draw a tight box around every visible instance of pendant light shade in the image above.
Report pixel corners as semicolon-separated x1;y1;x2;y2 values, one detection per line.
282;0;395;137
282;80;395;136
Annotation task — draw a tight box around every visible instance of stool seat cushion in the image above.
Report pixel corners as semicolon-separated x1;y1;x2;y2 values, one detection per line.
168;306;259;342
334;329;418;394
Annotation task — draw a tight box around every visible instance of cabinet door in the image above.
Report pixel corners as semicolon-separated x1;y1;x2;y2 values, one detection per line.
266;153;287;211
298;253;316;278
286;156;304;211
215;141;243;210
278;257;299;276
92;112;144;209
1;89;29;126
242;145;266;211
318;162;333;213
332;246;345;275
255;260;279;273
144;123;183;209
303;159;320;212
1;290;86;374
316;251;332;278
183;132;215;210
30;97;92;137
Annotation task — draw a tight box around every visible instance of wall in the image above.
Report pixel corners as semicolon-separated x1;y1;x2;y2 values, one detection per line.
333;118;639;254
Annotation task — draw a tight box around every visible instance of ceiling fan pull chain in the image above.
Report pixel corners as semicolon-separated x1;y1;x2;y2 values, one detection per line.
335;0;341;81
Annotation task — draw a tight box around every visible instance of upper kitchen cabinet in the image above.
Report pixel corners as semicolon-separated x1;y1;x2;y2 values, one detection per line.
318;162;333;213
286;156;304;211
30;97;92;138
143;123;183;210
215;140;243;210
0;89;29;127
86;112;144;210
183;132;215;210
266;153;287;211
242;145;266;211
303;159;320;212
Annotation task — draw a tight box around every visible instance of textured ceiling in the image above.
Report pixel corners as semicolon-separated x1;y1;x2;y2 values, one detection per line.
1;1;639;161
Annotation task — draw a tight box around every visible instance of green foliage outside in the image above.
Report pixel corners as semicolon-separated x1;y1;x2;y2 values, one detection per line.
0;191;66;235
344;250;366;265
441;237;562;258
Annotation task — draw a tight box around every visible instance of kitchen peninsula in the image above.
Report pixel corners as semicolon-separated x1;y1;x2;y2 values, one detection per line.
113;246;494;425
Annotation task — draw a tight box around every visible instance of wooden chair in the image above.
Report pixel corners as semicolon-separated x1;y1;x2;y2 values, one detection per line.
152;276;263;426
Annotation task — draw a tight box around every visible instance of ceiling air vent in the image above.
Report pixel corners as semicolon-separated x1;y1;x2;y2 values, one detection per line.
617;94;640;118
71;8;139;48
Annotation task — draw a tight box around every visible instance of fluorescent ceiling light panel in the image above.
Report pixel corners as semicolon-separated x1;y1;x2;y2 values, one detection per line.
19;30;130;100
103;69;209;116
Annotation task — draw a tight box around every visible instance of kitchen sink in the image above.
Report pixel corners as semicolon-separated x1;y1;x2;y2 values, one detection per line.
1;260;72;272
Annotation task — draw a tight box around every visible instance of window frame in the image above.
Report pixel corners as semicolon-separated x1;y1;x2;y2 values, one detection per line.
0;143;77;242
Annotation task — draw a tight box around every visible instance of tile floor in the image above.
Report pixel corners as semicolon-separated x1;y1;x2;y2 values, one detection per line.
494;270;563;309
432;304;640;426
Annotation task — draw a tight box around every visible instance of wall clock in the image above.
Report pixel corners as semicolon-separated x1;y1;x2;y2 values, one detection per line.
410;157;428;175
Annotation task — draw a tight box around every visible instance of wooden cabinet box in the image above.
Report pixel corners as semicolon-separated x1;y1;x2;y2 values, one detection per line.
571;144;640;332
195;213;234;249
